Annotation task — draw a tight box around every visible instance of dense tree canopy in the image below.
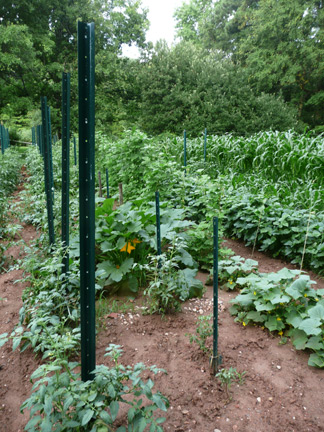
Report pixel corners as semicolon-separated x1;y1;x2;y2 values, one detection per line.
0;0;323;137
0;0;148;135
175;0;324;128
138;41;298;136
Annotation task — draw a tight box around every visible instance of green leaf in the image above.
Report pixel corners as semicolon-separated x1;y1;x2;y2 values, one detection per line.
308;352;324;368
245;311;266;323
308;304;324;321
305;336;324;351
44;395;52;416
109;401;119;422
99;410;112;424
298;318;322;336
81;409;94;426
128;407;136;423
63;395;74;412
286;278;308;300
0;333;8;348
289;329;308;350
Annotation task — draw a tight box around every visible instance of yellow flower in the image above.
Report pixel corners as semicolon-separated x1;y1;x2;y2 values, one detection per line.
315;298;319;302
304;294;308;298
228;280;233;285
278;331;283;336
277;317;281;321
132;238;141;245
120;241;136;254
243;322;246;327
253;291;256;295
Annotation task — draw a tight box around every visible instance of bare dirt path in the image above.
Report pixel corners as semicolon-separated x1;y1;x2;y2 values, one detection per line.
0;182;42;432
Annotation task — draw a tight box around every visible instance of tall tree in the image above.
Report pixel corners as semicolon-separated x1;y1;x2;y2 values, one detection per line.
175;0;324;128
139;41;298;136
0;0;148;133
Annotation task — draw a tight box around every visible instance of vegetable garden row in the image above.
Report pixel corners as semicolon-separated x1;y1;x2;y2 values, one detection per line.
1;124;324;430
0;20;324;432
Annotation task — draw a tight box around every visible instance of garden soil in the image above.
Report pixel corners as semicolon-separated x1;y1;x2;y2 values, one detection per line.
1;181;324;432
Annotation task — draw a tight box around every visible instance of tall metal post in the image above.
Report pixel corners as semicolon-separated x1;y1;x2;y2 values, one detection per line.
41;97;55;246
73;136;77;165
62;72;71;275
155;191;161;266
0;125;4;154
78;21;96;382
47;106;55;202
105;168;109;198
183;129;187;174
204;128;207;162
210;217;222;374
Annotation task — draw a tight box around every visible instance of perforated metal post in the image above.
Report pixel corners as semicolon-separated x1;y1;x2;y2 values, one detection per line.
47;106;54;203
62;72;71;275
73;136;77;165
210;216;222;374
41;97;55;246
155;191;161;267
78;21;96;382
105;168;109;198
183;129;187;174
0;125;4;154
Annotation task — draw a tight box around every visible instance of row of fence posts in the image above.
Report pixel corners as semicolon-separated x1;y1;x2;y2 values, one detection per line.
31;21;220;382
0;124;10;154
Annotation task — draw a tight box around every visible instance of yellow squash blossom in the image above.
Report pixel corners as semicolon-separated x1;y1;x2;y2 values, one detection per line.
120;238;141;254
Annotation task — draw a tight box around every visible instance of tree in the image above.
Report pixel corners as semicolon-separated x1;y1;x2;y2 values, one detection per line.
139;41;298;136
0;0;149;134
175;0;324;129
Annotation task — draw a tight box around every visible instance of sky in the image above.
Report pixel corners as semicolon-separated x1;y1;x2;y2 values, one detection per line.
122;0;188;57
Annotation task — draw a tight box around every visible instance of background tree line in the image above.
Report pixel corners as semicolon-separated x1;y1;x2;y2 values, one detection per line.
0;0;323;139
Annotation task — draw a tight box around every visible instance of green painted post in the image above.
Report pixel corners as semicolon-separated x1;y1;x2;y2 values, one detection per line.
47;106;55;203
155;191;161;261
183;129;187;174
41;97;55;246
210;216;222;374
204;128;207;162
62;72;71;275
40;125;44;157
105;168;109;198
32;127;36;146
0;125;4;154
73;136;77;165
78;21;96;382
7;128;9;148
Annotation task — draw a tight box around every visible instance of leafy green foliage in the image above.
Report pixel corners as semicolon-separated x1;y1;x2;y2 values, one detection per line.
186;314;213;354
216;367;246;400
144;236;204;315
138;41;298;136
174;0;324;128
230;268;324;367
21;345;168;432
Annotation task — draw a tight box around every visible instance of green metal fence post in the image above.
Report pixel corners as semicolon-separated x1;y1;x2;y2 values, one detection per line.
183;129;187;174
62;72;71;275
41;97;55;246
78;21;96;382
155;191;161;267
47;106;55;203
105;168;109;198
0;125;4;154
73;136;77;165
204;128;207;162
210;216;222;374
